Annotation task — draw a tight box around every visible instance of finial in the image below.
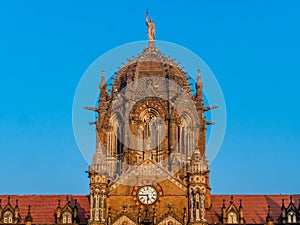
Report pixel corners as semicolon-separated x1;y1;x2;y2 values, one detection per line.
25;205;33;222
15;199;19;209
99;69;106;89
239;199;243;209
281;199;285;209
122;204;127;213
197;68;203;86
290;195;293;203
74;199;77;206
230;195;234;204
57;199;61;208
0;199;2;208
222;199;226;209
168;203;172;212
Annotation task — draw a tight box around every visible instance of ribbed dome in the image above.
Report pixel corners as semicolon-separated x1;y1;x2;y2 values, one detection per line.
109;42;193;96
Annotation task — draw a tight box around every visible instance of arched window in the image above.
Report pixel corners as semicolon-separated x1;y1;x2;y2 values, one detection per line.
109;113;124;157
227;212;238;224
3;211;13;224
138;107;164;161
288;211;297;223
179;113;195;158
109;113;124;174
62;212;72;224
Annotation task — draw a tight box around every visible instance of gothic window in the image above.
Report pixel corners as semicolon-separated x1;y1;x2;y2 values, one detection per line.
227;212;238;224
179;113;194;158
288;211;297;223
62;212;72;224
3;211;13;224
138;107;163;160
109;114;124;156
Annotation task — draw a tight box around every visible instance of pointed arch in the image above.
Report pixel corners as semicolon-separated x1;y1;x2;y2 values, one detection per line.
178;112;195;159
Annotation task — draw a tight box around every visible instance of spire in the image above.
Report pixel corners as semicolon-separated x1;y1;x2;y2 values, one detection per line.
221;199;227;224
281;199;286;223
122;204;127;213
74;199;78;209
222;199;226;209
195;69;203;101
73;199;79;224
15;200;19;210
99;69;106;89
66;196;70;205
282;198;286;210
99;69;108;104
197;69;203;88
230;195;234;204
239;199;243;210
168;203;172;213
25;205;33;222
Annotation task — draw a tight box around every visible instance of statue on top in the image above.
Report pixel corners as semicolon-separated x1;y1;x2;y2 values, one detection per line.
145;10;155;41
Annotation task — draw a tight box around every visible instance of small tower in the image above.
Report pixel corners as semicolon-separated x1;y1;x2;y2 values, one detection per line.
25;205;33;225
281;199;286;223
88;151;109;225
238;199;245;224
266;205;274;225
187;148;210;224
14;200;20;223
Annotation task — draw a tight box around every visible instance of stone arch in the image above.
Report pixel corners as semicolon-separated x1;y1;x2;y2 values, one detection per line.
178;112;195;158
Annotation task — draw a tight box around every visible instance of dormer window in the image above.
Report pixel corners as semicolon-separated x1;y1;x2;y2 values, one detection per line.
3;211;13;224
288;211;297;223
227;212;238;224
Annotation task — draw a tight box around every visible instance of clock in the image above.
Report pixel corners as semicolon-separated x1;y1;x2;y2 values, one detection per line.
137;186;158;205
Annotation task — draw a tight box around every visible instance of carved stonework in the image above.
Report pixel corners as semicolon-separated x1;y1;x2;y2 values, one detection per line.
86;17;214;225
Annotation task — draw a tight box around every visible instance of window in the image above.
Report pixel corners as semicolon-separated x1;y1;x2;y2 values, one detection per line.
288;212;297;223
62;212;72;224
227;212;238;224
3;211;13;224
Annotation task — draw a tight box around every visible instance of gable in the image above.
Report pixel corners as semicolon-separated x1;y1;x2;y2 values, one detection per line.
109;159;186;193
158;215;183;225
112;215;137;225
158;179;186;196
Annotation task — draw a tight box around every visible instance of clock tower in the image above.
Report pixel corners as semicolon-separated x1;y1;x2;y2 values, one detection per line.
86;12;215;225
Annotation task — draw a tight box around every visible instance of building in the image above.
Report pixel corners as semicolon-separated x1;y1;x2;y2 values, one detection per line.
1;13;299;225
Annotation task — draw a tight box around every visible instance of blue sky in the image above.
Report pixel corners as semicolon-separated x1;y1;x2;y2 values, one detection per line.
0;0;299;194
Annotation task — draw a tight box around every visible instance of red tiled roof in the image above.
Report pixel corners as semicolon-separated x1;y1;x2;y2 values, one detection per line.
0;195;90;224
207;194;300;224
0;194;299;224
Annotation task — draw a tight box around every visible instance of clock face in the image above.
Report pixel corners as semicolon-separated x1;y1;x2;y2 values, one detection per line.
137;186;158;205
